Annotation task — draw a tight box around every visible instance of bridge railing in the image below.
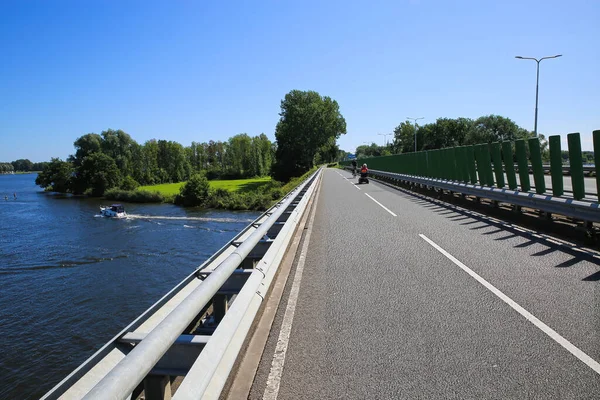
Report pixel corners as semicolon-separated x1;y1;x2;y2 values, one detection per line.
343;130;600;202
41;168;323;400
362;169;600;223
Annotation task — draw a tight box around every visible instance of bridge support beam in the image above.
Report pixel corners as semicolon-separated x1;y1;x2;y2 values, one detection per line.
213;294;229;324
144;375;172;400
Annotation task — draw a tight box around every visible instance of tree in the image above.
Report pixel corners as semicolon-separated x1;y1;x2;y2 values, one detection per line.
272;90;346;181
176;173;210;206
0;163;15;173
70;133;103;167
101;129;135;177
392;121;417;153
225;134;253;178
35;158;73;192
355;143;387;158
466;115;531;144
258;134;274;175
32;162;49;171
78;153;122;196
11;159;34;171
315;136;340;164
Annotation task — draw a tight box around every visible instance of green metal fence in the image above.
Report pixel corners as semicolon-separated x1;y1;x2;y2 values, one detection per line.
341;131;598;202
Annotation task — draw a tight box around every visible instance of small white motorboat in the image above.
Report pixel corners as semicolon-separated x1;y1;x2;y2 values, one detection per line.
100;204;127;218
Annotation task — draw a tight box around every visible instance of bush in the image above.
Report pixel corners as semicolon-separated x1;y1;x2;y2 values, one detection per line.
205;188;234;209
121;176;140;191
175;173;210;206
104;189;164;203
270;188;283;200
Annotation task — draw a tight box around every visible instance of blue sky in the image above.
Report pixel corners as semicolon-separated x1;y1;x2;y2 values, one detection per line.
1;0;598;162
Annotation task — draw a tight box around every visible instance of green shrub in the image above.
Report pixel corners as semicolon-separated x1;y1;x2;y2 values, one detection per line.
104;189;164;203
121;176;140;191
175;173;210;206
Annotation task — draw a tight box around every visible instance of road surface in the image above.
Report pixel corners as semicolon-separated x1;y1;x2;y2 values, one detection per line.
248;168;600;399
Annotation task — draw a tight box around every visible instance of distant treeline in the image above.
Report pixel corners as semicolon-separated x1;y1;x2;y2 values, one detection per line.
35;129;276;196
348;115;594;164
0;160;49;173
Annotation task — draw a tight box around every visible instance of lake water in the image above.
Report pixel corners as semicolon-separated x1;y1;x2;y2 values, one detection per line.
0;174;260;399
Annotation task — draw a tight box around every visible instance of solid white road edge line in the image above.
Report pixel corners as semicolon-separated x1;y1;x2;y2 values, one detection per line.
419;233;600;376
339;171;361;190
365;193;397;217
262;174;321;400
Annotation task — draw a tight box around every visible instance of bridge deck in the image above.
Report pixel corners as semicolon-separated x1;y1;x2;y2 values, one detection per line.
247;168;600;399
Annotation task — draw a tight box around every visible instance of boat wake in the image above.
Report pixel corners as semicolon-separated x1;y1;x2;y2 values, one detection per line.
126;214;254;223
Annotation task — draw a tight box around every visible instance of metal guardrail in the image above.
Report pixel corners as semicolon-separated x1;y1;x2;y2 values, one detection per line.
173;168;321;399
345;167;600;223
41;168;323;400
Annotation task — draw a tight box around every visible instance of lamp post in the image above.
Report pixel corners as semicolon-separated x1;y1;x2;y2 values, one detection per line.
407;117;424;152
378;133;391;147
515;54;562;137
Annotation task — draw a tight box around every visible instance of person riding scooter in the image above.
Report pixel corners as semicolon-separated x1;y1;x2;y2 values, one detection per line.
358;163;369;184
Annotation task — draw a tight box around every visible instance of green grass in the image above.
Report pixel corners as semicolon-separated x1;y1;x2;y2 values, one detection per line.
139;176;273;196
210;176;272;192
138;182;185;196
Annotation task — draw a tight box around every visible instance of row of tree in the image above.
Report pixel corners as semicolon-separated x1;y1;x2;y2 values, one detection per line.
0;159;49;173
0;163;14;173
33;89;348;197
36;130;276;196
354;115;543;159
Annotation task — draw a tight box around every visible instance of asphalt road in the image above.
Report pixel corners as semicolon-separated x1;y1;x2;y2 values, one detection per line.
249;168;600;399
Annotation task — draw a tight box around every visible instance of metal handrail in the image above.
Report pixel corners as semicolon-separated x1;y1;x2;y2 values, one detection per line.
360;169;600;222
81;169;321;400
173;168;322;399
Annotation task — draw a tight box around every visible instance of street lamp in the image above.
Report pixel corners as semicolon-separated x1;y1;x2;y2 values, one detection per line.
407;117;424;152
515;54;562;137
378;133;391;147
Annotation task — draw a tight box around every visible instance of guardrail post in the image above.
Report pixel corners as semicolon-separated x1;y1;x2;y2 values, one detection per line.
593;130;600;202
466;145;477;185
528;138;546;194
568;132;585;200
549;135;564;197
515;140;530;192
490;143;505;188
502;141;517;190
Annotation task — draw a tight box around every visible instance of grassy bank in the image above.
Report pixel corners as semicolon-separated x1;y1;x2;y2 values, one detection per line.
137;176;273;196
105;170;318;211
